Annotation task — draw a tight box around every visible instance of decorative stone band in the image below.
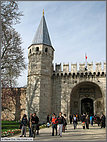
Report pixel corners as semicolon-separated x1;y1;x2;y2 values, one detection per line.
52;71;106;77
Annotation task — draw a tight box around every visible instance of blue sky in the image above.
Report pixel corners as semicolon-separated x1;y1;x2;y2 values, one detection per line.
14;1;106;87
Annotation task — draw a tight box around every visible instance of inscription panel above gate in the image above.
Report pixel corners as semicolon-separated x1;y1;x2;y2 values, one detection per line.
78;88;95;98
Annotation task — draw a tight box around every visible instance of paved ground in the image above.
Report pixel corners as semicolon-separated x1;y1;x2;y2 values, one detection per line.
9;123;106;141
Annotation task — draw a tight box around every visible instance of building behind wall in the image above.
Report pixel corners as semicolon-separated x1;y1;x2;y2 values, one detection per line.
1;87;26;121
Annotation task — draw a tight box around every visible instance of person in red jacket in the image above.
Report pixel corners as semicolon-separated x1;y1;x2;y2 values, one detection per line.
50;113;58;136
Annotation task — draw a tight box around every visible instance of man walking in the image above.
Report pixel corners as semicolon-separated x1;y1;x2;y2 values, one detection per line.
57;112;65;137
73;114;77;129
31;113;39;138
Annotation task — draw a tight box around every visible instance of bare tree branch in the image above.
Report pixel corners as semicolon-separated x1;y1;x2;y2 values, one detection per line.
1;1;26;87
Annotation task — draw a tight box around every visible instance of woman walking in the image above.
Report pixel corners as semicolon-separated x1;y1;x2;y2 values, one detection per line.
20;114;28;137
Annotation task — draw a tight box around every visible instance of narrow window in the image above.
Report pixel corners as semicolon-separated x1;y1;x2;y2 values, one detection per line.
52;51;53;55
36;47;39;51
29;49;31;53
45;48;48;52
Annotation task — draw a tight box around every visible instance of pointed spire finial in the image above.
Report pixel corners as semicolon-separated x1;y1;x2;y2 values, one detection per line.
32;9;52;46
43;9;44;16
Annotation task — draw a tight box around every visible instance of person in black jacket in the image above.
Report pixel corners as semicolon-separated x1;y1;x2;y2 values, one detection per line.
47;115;50;123
57;112;65;137
63;114;67;132
47;114;50;128
69;114;73;124
31;113;39;138
85;115;90;129
96;115;100;126
20;114;28;137
101;113;106;128
73;114;77;129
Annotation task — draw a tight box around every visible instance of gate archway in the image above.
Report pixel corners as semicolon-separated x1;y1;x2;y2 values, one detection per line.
70;81;104;115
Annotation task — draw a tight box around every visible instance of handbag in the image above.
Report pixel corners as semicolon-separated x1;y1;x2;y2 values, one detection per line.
19;123;22;129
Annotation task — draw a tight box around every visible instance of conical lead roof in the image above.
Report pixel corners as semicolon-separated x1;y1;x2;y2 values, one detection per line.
32;11;52;46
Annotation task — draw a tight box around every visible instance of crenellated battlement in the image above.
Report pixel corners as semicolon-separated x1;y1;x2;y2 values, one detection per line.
53;62;106;76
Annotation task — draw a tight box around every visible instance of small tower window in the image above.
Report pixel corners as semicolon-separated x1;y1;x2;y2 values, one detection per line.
36;47;39;51
52;51;54;55
45;48;48;52
29;49;31;54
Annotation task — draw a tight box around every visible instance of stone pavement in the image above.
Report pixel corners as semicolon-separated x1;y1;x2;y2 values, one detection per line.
10;123;106;141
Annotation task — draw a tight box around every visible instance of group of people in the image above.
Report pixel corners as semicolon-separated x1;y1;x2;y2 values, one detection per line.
20;112;67;138
20;112;106;138
69;113;106;130
20;113;39;138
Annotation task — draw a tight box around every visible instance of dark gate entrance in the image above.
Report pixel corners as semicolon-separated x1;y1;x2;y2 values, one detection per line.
81;98;93;115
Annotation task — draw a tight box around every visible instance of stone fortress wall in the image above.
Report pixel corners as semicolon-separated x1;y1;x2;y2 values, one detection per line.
1;62;106;122
52;62;106;121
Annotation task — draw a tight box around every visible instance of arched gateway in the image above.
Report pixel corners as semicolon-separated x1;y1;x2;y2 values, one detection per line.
70;81;104;116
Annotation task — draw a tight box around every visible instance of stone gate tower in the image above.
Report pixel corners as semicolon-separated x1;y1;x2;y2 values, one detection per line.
27;11;54;122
